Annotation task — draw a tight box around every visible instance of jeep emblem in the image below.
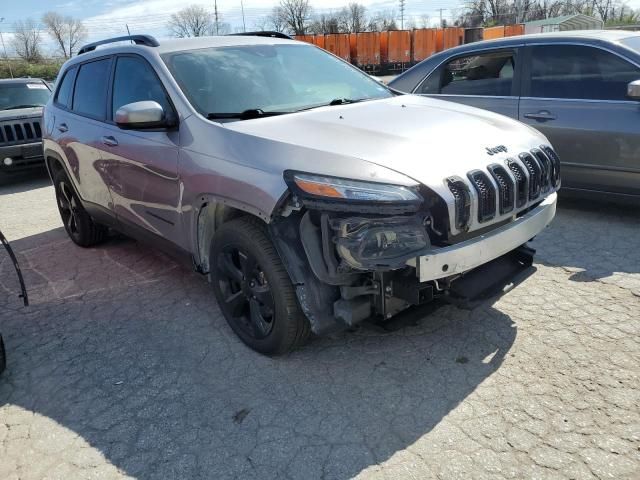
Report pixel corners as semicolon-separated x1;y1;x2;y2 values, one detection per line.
486;145;507;156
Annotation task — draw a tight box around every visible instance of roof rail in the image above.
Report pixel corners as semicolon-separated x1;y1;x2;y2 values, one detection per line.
78;35;160;55
228;31;292;40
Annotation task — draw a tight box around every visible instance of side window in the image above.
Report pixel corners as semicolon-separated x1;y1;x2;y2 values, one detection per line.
529;45;640;101
421;50;516;96
112;56;172;118
72;59;111;119
54;66;76;108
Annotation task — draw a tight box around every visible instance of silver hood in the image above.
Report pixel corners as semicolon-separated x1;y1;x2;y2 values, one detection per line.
224;95;549;189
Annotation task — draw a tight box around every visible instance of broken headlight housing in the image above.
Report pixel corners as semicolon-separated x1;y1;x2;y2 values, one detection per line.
330;215;430;270
285;171;423;213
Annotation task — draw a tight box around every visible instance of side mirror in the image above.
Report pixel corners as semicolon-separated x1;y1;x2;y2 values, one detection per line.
115;101;171;129
627;80;640;100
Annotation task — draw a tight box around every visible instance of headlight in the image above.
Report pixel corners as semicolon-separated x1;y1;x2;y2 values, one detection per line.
285;171;423;212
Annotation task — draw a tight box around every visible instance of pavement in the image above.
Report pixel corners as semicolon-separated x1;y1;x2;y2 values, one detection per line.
0;170;639;480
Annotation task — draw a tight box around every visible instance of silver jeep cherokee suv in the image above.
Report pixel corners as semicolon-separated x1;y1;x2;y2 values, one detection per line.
43;34;559;355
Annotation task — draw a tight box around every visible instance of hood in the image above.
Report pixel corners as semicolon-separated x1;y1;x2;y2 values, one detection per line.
0;106;43;122
224;95;548;190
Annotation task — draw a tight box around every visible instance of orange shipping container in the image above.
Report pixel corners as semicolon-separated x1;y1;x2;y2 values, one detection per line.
349;33;358;63
387;30;411;63
294;35;314;44
355;32;381;66
504;24;524;37
313;34;325;49
324;33;351;62
442;27;464;50
413;28;438;62
483;26;505;40
379;31;389;63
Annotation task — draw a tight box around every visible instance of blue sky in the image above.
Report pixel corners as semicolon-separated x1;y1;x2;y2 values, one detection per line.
2;0;638;56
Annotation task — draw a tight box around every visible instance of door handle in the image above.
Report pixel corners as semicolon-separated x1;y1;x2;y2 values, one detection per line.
101;136;119;147
57;123;68;133
523;111;557;122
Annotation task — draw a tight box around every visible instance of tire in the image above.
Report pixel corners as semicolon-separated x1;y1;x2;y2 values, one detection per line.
53;169;107;247
210;216;310;355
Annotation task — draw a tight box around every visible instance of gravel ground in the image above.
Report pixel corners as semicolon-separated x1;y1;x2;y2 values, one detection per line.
0;171;639;480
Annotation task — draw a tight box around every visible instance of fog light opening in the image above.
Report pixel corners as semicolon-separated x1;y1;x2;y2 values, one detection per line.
3;157;13;166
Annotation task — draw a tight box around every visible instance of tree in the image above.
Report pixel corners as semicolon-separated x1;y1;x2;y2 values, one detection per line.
367;10;398;31
277;0;313;35
11;19;42;62
42;12;87;59
309;12;341;34
339;3;368;33
167;5;230;37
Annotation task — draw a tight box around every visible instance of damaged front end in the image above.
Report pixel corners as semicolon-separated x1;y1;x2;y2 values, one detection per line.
269;171;538;335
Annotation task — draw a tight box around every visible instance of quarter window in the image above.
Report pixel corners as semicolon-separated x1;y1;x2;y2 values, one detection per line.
55;67;76;108
528;45;640;101
72;59;111;119
420;50;516;96
112;56;172;119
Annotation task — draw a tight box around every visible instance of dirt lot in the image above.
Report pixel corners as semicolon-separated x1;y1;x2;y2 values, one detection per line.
1;171;639;480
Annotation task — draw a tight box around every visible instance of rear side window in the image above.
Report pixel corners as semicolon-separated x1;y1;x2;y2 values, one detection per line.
72;59;111;119
112;56;173;118
420;50;516;96
528;45;640;101
55;67;76;108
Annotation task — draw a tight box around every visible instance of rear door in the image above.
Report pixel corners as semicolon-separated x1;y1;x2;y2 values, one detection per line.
99;54;182;246
415;47;521;118
519;43;640;196
52;57;117;213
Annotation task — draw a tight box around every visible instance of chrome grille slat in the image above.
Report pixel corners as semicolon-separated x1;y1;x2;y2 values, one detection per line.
519;152;542;200
488;164;515;214
467;170;496;223
446;176;471;231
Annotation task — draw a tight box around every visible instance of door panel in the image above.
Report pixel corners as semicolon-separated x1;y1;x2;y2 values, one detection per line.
519;44;640;196
103;55;182;246
54;59;116;211
417;48;521;118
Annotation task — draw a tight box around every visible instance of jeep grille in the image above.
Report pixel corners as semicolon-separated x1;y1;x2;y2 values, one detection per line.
0;119;42;146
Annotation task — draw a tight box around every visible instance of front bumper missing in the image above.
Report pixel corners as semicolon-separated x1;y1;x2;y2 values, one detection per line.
409;193;557;283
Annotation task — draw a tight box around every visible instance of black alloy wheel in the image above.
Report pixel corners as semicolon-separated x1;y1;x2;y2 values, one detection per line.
216;245;275;340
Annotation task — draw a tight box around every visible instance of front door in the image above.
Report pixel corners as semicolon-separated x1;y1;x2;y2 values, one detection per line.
416;47;521;118
519;44;640;196
100;55;182;246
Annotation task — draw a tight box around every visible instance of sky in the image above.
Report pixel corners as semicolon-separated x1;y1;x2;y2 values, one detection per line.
1;0;639;55
1;0;468;52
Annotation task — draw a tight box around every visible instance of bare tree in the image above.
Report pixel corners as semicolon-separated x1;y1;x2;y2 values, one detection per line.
11;19;42;62
339;3;368;33
42;12;87;59
277;0;313;35
309;12;341;34
367;10;398;31
266;6;290;33
168;5;216;37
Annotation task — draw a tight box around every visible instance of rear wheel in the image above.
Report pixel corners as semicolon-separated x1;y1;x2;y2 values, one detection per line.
210;217;310;355
53;169;107;247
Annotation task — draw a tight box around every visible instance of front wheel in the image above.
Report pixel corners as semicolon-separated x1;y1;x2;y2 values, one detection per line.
210;217;310;355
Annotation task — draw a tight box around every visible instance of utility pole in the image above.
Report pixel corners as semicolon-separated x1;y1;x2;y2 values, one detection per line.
0;18;13;79
214;0;220;35
437;8;446;27
240;0;246;32
399;0;405;30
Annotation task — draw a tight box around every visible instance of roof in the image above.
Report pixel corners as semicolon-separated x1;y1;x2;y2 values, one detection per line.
525;14;602;27
0;78;46;84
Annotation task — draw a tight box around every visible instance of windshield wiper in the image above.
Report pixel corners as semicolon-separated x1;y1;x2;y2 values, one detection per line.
207;109;289;120
295;98;369;112
4;104;42;110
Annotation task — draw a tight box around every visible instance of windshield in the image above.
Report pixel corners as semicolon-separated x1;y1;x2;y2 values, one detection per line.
162;44;392;118
0;82;51;110
620;36;640;55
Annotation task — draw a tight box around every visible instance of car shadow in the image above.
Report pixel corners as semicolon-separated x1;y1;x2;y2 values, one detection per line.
0;168;51;194
531;195;640;292
0;227;518;479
